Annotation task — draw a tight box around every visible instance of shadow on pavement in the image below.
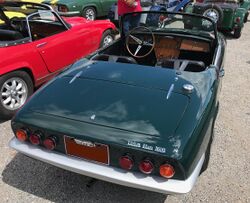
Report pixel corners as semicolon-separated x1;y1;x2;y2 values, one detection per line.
221;32;235;40
0;119;9;124
2;153;167;203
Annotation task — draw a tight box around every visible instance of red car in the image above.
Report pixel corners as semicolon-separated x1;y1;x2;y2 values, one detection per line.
0;1;116;119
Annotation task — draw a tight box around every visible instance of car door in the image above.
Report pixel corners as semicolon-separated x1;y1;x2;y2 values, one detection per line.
100;0;116;14
28;10;91;73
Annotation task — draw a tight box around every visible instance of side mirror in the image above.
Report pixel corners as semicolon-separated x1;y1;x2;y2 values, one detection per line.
208;65;224;77
219;68;225;77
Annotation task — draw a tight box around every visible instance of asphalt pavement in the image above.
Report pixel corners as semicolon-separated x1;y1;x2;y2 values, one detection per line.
0;22;250;202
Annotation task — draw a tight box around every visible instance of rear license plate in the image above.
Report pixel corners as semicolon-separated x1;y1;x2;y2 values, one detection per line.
64;136;109;165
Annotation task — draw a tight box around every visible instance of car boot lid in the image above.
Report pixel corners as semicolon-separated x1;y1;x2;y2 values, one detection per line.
15;59;216;157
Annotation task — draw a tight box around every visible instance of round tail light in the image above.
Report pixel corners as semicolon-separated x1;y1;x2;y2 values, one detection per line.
43;137;57;150
58;5;68;12
159;164;175;178
29;132;42;145
139;160;154;174
159;15;166;21
15;129;28;142
236;17;241;23
119;155;133;170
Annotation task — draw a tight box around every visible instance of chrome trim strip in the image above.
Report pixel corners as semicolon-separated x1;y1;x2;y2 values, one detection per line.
36;64;72;82
58;11;80;16
36;69;59;82
166;84;174;100
36;42;47;48
69;70;83;84
9;138;204;194
214;44;222;68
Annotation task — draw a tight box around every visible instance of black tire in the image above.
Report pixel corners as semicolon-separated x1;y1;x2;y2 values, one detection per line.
233;27;242;39
99;30;114;48
202;4;224;25
244;12;249;23
82;7;96;21
0;71;33;120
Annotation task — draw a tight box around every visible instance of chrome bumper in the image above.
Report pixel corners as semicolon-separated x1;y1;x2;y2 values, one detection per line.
58;11;80;17
9;138;204;194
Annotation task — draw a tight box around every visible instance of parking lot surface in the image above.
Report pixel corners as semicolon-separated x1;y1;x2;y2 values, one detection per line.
1;23;250;203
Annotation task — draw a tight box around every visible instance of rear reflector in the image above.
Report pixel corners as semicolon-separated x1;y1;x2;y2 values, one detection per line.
43;137;56;150
236;17;241;23
160;164;175;178
15;129;28;142
29;132;42;145
58;5;68;12
139;160;154;174
119;156;133;170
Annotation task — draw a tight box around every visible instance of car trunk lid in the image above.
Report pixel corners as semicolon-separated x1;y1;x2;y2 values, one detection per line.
28;76;189;138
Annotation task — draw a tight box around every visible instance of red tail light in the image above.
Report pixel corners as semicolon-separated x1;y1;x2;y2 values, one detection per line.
29;132;42;145
119;155;133;170
43;137;57;150
15;129;28;142
159;164;175;178
235;17;241;23
139;160;154;174
159;15;166;21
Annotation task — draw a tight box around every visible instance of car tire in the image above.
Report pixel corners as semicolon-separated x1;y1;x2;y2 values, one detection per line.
82;7;96;21
99;30;114;48
233;27;242;39
0;71;33;120
244;12;249;23
202;4;224;25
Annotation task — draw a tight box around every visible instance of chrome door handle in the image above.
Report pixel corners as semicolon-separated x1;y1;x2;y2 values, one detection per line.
36;42;47;48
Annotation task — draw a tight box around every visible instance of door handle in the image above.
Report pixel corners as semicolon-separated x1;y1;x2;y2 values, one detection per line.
36;42;47;48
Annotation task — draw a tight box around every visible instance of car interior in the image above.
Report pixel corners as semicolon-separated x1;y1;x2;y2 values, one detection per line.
0;15;68;41
0;3;67;44
91;31;215;73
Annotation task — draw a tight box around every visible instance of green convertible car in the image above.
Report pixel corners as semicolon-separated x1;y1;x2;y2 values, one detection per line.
43;0;116;20
10;12;226;194
185;0;250;38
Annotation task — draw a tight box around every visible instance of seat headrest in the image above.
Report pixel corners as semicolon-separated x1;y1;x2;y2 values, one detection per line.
0;29;24;40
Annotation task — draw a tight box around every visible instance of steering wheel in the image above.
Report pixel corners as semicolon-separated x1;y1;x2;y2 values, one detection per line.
126;26;155;58
10;17;26;33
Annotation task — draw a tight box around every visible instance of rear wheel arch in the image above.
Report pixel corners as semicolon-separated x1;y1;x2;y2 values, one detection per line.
244;12;249;23
99;29;115;48
19;68;35;88
1;67;35;87
0;68;34;119
82;5;97;20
